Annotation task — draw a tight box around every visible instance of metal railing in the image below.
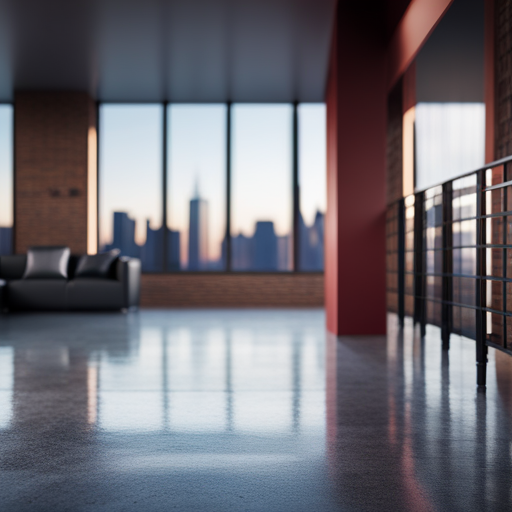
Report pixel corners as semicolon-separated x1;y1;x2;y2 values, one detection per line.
386;155;512;386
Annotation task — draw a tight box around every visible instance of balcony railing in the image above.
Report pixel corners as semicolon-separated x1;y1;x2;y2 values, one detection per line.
386;155;512;386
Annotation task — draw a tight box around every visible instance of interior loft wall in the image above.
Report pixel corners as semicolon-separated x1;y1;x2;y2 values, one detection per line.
495;0;512;159
14;92;96;254
12;91;323;306
386;79;404;205
415;0;484;103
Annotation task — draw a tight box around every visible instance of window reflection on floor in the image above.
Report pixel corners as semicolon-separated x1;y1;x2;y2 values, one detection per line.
96;313;325;434
0;347;13;429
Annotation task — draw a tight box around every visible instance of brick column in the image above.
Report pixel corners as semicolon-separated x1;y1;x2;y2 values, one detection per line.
14;92;96;254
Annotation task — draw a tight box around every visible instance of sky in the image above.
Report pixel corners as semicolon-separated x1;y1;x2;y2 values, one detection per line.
98;103;326;260
99;104;163;247
298;104;326;226
0;105;13;228
167;104;226;264
231;104;293;238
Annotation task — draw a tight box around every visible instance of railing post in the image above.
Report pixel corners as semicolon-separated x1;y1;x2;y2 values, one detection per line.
442;182;452;350
414;192;427;337
476;169;487;386
398;198;405;328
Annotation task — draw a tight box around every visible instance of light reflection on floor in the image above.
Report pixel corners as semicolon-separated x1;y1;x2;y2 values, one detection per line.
1;310;512;511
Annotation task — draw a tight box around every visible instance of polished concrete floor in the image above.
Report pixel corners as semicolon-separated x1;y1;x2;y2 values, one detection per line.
0;310;511;511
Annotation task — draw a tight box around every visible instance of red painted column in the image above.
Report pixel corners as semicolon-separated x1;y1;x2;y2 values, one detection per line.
484;0;495;163
325;6;387;335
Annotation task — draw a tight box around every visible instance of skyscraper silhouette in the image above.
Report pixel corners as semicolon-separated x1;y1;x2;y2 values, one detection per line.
253;221;278;270
299;210;324;270
0;226;12;255
188;187;209;270
141;221;163;271
108;211;139;258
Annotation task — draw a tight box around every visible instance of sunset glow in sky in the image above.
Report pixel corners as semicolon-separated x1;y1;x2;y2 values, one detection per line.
96;103;326;262
0;105;13;228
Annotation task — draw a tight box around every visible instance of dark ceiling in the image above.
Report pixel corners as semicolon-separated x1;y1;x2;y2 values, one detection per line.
0;0;337;102
0;0;416;103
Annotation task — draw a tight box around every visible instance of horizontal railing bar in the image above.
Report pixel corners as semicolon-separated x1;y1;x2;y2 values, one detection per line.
484;179;512;191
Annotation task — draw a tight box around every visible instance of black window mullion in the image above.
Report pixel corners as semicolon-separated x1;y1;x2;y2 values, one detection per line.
163;102;168;272
293;102;299;272
226;102;232;272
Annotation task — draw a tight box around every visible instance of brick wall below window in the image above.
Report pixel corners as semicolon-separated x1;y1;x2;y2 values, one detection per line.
140;273;324;308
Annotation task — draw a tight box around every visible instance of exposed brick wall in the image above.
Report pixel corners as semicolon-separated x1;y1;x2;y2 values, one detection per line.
495;0;512;158
15;92;96;254
386;79;403;205
140;273;324;308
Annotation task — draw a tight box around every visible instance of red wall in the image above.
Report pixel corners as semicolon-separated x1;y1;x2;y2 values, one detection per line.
325;0;456;335
325;6;387;335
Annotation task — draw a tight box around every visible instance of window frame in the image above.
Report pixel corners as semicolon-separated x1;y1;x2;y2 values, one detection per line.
97;102;325;274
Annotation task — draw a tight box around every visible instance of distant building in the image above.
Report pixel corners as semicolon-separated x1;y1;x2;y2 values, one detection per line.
253;221;278;271
0;226;12;255
231;233;253;270
106;212;140;258
167;229;181;271
188;194;209;270
299;211;324;271
277;235;291;271
141;221;163;272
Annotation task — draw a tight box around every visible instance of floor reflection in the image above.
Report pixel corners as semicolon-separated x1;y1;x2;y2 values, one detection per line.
0;311;326;436
326;314;512;512
2;310;512;511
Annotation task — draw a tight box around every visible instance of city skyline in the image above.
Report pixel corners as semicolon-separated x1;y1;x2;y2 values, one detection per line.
98;104;327;257
102;194;324;271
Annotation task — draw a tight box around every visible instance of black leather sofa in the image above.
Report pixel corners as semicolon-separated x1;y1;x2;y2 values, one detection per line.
0;253;141;311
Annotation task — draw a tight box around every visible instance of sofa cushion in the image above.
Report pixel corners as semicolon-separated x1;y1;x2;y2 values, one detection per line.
0;255;27;280
7;280;67;310
66;279;124;310
74;249;120;278
23;246;70;280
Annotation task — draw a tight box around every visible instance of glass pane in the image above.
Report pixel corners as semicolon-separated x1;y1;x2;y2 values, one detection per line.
453;174;477;220
453;277;476;306
298;104;326;271
231;104;293;271
453;248;476;275
167;105;227;271
506;282;512;314
487;217;504;245
485;165;504;188
486;189;504;215
0;106;13;255
99;105;163;271
486;280;503;311
487;312;504;347
415;104;485;191
486;248;503;277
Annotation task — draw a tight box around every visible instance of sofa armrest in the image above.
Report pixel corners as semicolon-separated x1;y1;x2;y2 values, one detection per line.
115;257;141;309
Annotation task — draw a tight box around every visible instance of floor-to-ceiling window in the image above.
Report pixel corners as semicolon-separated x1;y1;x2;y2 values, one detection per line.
230;104;293;271
0;105;13;256
298;104;326;271
167;105;227;271
99;102;325;273
99;104;164;271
